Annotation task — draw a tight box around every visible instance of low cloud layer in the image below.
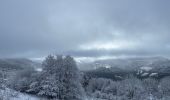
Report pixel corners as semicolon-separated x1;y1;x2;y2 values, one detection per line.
0;0;170;59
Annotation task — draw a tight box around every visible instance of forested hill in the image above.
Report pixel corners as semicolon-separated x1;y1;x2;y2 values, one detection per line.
81;57;170;79
0;58;41;71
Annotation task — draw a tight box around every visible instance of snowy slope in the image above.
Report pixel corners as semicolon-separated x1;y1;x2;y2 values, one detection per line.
10;94;41;100
0;88;45;100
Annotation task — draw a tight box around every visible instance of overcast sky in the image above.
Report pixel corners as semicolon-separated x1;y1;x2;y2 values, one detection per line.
0;0;170;59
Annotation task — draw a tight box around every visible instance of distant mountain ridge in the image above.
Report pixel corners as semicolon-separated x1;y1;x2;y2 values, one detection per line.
0;58;41;71
80;57;170;79
78;57;169;70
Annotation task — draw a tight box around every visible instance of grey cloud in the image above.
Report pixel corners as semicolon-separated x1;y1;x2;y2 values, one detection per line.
0;0;170;58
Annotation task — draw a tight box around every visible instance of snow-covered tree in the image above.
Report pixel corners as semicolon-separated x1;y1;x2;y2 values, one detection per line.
42;55;56;74
38;75;59;98
30;55;85;100
9;68;35;92
59;55;84;100
34;55;61;98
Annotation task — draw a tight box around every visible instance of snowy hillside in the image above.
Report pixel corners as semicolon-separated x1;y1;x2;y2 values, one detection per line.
83;57;170;79
0;88;46;100
0;58;41;71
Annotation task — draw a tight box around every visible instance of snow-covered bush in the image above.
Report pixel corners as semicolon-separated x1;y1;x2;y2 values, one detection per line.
8;68;35;92
85;76;155;100
85;78;118;99
38;74;59;98
142;78;160;98
86;78;112;94
116;76;147;100
0;88;18;100
102;81;118;95
159;76;170;96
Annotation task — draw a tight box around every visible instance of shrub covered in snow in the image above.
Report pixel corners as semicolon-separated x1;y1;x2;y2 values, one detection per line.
84;76;170;100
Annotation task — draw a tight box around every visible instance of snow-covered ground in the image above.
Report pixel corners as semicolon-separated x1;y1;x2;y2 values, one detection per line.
10;93;42;100
140;66;152;71
0;88;45;100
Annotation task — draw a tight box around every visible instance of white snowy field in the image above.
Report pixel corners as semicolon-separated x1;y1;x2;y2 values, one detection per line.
0;88;45;100
10;95;40;100
10;94;42;100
